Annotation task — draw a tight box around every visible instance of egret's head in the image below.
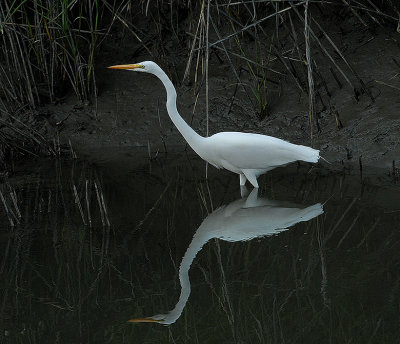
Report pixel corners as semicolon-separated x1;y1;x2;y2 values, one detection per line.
107;61;158;74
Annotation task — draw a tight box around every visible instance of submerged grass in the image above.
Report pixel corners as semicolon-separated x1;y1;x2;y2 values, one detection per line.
0;156;399;342
0;160;111;228
190;176;400;343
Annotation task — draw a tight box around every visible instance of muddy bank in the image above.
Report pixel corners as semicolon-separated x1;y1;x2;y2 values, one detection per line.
30;9;400;178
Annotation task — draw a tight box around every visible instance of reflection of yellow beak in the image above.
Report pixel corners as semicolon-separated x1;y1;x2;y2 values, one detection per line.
128;317;162;323
107;64;144;70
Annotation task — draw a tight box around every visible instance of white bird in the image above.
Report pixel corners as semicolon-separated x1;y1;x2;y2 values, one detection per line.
108;61;320;187
128;188;323;325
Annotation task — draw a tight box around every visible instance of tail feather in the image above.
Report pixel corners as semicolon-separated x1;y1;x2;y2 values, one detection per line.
296;145;320;163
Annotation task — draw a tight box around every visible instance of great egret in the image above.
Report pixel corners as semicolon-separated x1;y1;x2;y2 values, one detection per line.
129;188;323;325
108;61;320;187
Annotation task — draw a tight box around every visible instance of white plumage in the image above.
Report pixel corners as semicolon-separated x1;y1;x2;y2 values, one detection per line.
108;61;320;187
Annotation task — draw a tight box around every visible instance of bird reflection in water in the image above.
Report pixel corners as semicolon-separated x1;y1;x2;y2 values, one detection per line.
129;188;323;325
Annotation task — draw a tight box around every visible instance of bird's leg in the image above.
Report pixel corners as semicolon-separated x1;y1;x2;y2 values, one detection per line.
240;185;249;198
244;188;259;207
243;170;259;188
239;174;247;186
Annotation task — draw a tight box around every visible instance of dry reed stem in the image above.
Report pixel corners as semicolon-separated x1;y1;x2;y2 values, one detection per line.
73;184;87;226
201;1;307;50
304;0;315;139
0;189;14;226
134;180;172;232
86;180;92;227
206;0;211;137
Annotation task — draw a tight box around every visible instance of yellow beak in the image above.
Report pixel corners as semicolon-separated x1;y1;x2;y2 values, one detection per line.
107;64;144;70
128;317;161;323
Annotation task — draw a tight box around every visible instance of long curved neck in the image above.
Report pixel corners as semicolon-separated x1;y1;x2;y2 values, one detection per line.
153;66;204;150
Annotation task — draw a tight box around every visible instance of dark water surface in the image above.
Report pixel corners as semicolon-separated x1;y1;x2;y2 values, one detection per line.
1;153;399;343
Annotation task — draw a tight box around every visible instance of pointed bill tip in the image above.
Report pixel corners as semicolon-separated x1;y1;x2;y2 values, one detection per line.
128;317;160;323
107;64;143;70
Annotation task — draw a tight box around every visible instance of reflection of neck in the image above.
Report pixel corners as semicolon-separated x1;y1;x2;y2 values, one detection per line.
170;228;214;320
168;196;323;322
